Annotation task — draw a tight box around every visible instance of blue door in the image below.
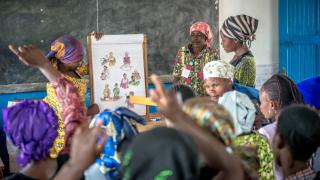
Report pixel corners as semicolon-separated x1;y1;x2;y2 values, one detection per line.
279;0;320;82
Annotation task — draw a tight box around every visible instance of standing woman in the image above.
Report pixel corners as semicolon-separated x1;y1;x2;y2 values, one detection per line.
44;35;99;158
220;14;258;87
173;21;219;96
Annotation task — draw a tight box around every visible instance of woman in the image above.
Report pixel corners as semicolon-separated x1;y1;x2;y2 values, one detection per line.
5;44;88;179
173;21;219;96
258;74;304;179
44;35;99;158
220;14;258;87
219;91;275;179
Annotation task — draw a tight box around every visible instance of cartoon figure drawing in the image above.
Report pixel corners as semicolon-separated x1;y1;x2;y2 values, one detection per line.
129;75;139;86
120;52;132;71
108;52;116;66
125;91;135;108
120;73;129;89
102;84;111;100
113;83;120;100
132;70;141;80
100;66;110;80
129;70;141;86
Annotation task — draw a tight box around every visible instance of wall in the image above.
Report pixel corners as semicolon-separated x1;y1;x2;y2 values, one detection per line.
219;0;279;88
0;0;219;85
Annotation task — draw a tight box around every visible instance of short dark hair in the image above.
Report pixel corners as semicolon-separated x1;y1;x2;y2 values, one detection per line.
277;104;320;161
169;84;195;102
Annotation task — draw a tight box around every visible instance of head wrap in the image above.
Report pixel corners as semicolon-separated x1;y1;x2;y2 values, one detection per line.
218;91;256;135
203;60;234;80
221;14;258;47
182;97;260;179
46;35;84;64
189;21;214;47
88;107;145;179
3;100;58;167
121;127;200;180
297;76;320;110
182;97;235;146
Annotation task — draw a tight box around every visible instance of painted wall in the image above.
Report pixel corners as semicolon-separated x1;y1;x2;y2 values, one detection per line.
219;0;279;88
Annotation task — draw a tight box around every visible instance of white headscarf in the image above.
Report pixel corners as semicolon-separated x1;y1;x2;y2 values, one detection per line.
218;91;256;135
203;60;234;80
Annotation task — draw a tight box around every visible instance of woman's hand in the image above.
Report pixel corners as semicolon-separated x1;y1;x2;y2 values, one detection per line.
9;45;49;68
91;31;103;41
9;44;60;83
149;74;183;123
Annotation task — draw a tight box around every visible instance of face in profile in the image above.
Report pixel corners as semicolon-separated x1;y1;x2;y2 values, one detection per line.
63;59;83;71
259;90;275;119
190;31;207;49
220;32;239;53
204;77;232;102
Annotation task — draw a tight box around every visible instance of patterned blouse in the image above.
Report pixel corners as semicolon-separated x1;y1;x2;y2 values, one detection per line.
235;131;275;180
230;51;256;87
172;44;219;96
44;73;87;158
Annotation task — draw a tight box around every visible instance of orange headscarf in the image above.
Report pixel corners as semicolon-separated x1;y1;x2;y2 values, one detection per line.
189;21;214;47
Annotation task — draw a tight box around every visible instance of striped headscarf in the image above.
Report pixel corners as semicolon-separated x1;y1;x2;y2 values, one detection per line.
46;35;84;64
221;14;258;47
189;21;214;47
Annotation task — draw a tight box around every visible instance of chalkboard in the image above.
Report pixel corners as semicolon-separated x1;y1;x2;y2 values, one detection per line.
0;0;219;85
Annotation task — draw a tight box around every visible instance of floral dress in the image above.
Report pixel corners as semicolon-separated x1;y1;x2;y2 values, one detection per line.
230;51;256;87
235;131;275;180
173;44;219;95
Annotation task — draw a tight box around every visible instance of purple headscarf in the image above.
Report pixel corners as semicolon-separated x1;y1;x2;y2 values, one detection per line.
46;35;84;64
3;100;58;167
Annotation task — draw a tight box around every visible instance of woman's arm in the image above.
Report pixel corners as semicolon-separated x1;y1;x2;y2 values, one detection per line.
9;45;61;83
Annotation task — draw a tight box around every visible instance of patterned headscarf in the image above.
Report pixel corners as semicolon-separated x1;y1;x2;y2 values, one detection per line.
189;21;214;47
3;100;58;167
182;97;235;146
218;91;256;135
221;14;258;47
203;60;234;80
46;35;84;64
182;97;260;179
88;107;145;179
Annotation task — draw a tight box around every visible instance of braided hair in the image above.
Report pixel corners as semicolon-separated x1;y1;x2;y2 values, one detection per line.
261;74;304;109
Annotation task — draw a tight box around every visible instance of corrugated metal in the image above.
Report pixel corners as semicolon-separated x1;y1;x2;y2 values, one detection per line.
279;0;319;82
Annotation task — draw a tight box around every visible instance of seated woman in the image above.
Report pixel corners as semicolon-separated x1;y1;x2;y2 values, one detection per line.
5;44;87;179
44;35;99;158
220;14;259;87
202;60;268;129
219;91;275;179
172;21;219;96
258;74;304;179
273;105;320;179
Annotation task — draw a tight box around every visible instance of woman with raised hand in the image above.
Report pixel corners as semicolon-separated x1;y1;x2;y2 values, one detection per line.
5;44;92;179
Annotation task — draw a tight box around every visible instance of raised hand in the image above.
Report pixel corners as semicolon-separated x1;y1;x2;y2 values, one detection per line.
149;74;182;122
8;45;48;68
68;121;107;172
